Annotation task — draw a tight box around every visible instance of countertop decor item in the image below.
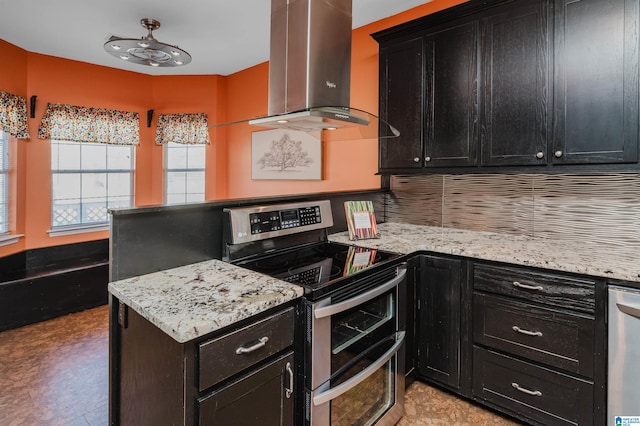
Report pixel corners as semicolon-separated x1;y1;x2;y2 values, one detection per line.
345;200;380;240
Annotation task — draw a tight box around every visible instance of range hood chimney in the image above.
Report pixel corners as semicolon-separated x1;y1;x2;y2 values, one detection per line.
267;0;352;116
247;0;399;139
210;0;399;140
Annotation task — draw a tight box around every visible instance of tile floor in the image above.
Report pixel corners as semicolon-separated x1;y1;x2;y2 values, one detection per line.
0;305;521;425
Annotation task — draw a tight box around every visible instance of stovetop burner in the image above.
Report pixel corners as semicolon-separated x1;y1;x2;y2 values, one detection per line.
235;241;401;299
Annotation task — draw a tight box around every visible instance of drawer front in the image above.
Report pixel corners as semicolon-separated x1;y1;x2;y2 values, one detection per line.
199;307;295;392
473;347;594;426
473;293;594;377
473;263;596;313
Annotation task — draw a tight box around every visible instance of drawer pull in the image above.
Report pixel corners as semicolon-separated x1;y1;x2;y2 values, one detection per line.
512;382;542;397
512;281;544;291
235;336;269;354
512;326;543;337
285;362;294;399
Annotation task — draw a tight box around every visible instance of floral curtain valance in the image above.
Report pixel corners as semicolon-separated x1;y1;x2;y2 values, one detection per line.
155;113;210;145
38;103;139;145
0;90;30;139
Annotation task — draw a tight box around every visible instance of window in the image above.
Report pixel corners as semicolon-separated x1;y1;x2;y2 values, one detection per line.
165;142;205;204
0;131;8;234
51;140;133;228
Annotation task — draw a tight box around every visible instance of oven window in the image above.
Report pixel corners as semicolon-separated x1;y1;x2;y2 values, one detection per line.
330;344;396;426
331;290;395;375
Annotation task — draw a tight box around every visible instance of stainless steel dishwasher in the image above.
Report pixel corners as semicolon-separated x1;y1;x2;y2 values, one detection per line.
608;285;640;425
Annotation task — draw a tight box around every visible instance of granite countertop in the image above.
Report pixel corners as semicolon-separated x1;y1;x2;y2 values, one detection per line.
329;222;640;283
108;259;303;343
109;222;639;344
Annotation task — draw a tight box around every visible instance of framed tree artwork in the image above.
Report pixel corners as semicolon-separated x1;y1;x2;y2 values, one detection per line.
251;129;322;180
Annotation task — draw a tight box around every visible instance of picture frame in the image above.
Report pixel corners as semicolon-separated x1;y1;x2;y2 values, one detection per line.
344;200;381;240
251;129;322;180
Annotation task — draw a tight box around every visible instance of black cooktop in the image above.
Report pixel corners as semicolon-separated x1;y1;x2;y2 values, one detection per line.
235;241;402;299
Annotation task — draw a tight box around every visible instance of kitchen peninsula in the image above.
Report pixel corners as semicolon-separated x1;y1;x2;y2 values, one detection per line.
109;213;634;425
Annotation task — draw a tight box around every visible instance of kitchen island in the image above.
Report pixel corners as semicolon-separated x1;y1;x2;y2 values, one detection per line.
108;259;303;343
108;259;303;425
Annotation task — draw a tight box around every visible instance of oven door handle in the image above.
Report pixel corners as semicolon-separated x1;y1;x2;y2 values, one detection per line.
314;264;406;319
312;331;405;406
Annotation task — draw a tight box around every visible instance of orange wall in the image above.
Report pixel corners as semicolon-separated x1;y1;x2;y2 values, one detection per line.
0;40;28;256
0;0;466;257
24;54;151;251
222;0;468;198
150;75;228;201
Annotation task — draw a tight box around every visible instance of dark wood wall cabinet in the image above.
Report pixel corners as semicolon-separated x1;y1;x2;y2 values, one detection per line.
412;253;606;425
109;299;297;426
373;0;640;174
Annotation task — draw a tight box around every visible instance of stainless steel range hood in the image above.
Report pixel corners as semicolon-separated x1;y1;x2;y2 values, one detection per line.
212;0;399;140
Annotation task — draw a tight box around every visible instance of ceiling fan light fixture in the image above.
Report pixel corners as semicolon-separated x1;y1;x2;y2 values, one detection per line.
104;18;192;68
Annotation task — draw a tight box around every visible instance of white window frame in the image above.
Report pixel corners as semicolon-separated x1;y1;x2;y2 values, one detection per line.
0;130;9;235
50;140;134;234
164;142;206;204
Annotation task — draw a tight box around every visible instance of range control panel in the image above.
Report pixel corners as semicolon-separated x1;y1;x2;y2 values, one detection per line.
225;200;334;245
249;206;322;235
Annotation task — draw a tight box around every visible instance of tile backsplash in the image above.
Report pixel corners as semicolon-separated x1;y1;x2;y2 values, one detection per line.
387;173;640;258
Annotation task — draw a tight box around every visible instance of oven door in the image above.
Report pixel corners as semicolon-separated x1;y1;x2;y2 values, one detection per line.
304;264;406;425
309;331;405;426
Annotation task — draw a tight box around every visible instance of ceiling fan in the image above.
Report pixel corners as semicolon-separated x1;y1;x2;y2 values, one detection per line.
103;18;192;68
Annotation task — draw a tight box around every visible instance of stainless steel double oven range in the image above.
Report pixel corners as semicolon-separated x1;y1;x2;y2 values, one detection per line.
223;200;407;426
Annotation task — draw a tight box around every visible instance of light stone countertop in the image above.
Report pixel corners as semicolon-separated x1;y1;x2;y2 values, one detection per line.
329;222;640;283
109;222;640;344
108;259;303;343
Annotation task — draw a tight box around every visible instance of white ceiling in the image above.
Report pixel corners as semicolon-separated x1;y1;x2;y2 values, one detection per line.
0;0;431;76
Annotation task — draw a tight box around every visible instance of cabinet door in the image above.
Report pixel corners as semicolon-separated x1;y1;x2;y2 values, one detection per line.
553;0;639;164
424;21;479;167
198;352;295;426
481;0;550;166
379;37;424;170
417;255;462;389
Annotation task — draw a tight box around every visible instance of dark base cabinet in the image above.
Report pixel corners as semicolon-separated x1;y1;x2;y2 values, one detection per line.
109;296;297;426
416;255;472;396
412;253;605;426
471;261;606;426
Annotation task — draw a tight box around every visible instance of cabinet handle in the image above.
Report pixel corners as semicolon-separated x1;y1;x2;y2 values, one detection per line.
511;382;542;397
285;362;294;399
512;281;543;291
425;156;431;162
536;151;544;159
554;150;563;158
235;336;269;354
512;326;543;337
413;157;420;163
